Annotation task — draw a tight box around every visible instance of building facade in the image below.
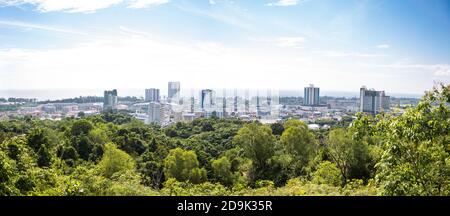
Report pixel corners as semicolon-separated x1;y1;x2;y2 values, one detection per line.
145;88;160;102
360;86;390;114
168;82;180;103
200;89;215;110
304;84;320;106
148;102;162;124
103;89;118;111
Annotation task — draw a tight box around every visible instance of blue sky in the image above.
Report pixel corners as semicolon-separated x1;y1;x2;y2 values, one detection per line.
0;0;449;94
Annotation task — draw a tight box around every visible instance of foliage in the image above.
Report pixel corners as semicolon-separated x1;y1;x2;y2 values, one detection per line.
97;143;136;178
233;123;275;184
163;148;207;184
374;84;450;195
0;84;448;196
312;161;343;187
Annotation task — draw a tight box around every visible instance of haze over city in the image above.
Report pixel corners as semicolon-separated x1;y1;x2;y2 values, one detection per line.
0;0;449;94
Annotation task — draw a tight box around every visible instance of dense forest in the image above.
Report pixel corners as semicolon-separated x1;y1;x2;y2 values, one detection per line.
0;84;449;196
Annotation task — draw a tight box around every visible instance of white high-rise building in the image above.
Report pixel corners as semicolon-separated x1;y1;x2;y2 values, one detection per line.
148;102;162;124
304;84;320;106
168;82;180;103
145;88;160;102
360;86;390;114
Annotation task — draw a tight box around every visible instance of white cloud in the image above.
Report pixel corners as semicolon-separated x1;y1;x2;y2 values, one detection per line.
127;0;169;9
266;0;301;7
316;50;388;58
434;65;450;77
176;2;253;30
0;0;169;13
0;20;89;35
251;36;307;48
0;31;291;90
0;27;380;93
376;44;390;49
0;0;123;13
275;37;306;48
0;20;444;95
208;0;216;5
376;63;450;77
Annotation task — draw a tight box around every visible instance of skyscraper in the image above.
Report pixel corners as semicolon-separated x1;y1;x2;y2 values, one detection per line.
200;89;214;110
145;88;160;102
103;89;118;111
360;86;390;114
168;81;180;103
304;84;320;106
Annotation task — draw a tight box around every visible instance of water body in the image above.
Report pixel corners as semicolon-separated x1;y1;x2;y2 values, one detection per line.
0;88;422;101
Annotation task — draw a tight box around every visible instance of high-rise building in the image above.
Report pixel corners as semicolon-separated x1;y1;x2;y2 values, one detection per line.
256;90;261;115
190;96;195;113
148;102;162;124
245;89;250;114
233;89;238;113
145;88;160;102
200;89;215;110
103;89;118;111
168;82;180;103
360;86;390;114
222;89;227;118
304;84;320;106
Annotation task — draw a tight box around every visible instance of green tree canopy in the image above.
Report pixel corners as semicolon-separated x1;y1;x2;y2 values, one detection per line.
97;143;136;178
163;148;207;184
312;161;343;187
233;123;275;182
375;83;450;195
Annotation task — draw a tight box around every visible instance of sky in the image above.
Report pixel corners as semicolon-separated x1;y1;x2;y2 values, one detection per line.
0;0;449;95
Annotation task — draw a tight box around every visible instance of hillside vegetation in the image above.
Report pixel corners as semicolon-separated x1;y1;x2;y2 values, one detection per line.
1;84;449;196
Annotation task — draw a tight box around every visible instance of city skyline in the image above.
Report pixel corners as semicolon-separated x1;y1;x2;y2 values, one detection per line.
0;0;449;94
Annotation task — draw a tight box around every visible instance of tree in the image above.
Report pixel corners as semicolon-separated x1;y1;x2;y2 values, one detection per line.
27;128;50;152
326;128;354;184
163;148;207;184
0;151;18;195
312;161;343;187
284;119;308;131
37;145;52;167
138;150;165;189
201;122;214;132
98;143;136;178
270;122;284;136
375;83;450;195
233;123;275;183
115;130;147;155
280;120;317;174
71;119;93;137
212;156;237;187
74;135;94;161
57;145;78;166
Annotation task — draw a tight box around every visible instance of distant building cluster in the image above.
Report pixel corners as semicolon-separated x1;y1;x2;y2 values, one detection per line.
0;81;410;128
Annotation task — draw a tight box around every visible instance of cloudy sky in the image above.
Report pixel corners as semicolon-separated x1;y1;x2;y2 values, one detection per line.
0;0;449;94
